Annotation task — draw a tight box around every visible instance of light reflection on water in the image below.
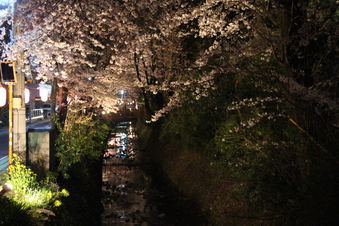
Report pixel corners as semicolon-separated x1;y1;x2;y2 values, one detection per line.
102;121;207;225
102;164;155;225
102;121;155;225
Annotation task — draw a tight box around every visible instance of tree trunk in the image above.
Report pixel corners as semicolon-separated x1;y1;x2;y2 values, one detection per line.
50;77;58;129
58;86;68;128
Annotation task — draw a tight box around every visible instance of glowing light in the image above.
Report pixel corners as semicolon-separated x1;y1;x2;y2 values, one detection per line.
25;88;30;104
40;87;48;102
0;86;6;107
120;90;125;98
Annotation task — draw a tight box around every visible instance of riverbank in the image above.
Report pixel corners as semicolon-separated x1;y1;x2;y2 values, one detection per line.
137;122;274;225
138;115;339;225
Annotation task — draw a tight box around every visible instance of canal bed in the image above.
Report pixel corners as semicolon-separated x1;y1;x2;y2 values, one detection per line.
101;122;207;225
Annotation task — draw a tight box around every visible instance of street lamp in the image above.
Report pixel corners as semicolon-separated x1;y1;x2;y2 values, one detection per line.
120;90;125;98
0;85;5;107
24;87;30;104
39;87;48;102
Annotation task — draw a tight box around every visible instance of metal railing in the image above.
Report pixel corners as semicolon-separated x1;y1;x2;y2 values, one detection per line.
26;109;44;122
0;156;8;172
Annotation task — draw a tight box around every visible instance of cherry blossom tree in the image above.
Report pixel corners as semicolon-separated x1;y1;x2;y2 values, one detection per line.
1;0;338;129
1;0;214;122
2;0;138;113
162;0;339;148
1;0;338;223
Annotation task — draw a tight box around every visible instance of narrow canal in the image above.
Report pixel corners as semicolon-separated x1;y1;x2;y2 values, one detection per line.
101;122;207;225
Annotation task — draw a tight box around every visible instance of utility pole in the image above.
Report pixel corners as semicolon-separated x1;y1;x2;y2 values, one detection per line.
12;61;26;162
12;1;27;163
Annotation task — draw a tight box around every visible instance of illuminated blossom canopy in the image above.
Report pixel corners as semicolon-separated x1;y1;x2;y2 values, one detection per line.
0;0;338;124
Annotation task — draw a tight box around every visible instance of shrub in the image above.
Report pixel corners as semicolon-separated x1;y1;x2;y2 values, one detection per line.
55;110;109;179
0;154;69;222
